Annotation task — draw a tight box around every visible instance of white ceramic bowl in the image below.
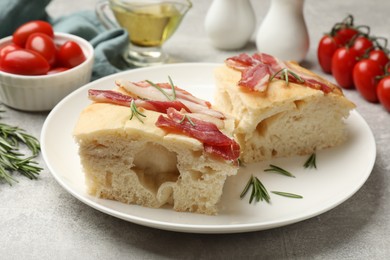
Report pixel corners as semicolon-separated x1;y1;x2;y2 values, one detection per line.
0;32;94;111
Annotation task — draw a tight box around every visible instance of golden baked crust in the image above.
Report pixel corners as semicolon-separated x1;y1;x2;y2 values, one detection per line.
214;63;355;163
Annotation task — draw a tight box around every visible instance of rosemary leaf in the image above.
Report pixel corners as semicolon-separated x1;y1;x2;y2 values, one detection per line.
304;153;317;169
284;68;289;86
179;114;195;126
168;76;177;100
271;191;303;199
240;175;253;198
240;175;271;204
237;159;245;167
146;79;174;101
0;117;42;185
264;164;295;178
129;100;146;123
269;68;305;86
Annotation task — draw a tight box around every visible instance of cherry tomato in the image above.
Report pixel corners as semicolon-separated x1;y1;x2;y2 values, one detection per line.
331;47;359;88
12;20;54;47
317;35;341;73
46;67;69;75
368;49;389;70
25;33;57;66
56;41;86;68
377;76;390;112
0;44;22;58
352;59;383;102
352;36;374;57
0;49;50;75
334;27;359;45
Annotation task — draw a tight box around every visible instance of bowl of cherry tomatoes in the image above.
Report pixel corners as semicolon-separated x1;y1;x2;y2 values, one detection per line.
0;20;94;111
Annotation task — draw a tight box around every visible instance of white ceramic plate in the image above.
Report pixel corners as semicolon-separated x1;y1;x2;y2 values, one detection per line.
41;63;376;234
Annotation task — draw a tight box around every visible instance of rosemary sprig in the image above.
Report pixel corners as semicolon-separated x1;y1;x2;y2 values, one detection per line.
240;175;271;204
304;153;317;169
237;158;245;167
0;120;42;185
264;164;295;178
269;68;305;86
179;114;195;126
129;100;146;123
146;79;176;101
271;191;303;199
168;76;177;100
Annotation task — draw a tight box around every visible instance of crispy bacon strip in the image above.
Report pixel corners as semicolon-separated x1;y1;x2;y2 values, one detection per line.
116;80;225;119
226;52;335;94
88;89;191;114
156;108;240;161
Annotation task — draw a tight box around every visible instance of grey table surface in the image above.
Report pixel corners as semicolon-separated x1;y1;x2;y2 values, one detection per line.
1;0;389;259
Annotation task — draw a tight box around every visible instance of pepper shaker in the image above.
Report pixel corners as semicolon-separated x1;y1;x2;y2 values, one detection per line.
204;0;256;50
255;0;309;62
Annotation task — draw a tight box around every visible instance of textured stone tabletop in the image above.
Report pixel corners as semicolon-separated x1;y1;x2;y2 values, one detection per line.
1;0;389;259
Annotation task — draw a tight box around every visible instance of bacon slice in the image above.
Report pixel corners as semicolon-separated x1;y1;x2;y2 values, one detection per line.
238;63;272;92
252;52;284;72
226;53;282;91
226;53;258;70
116;80;225;119
226;52;336;94
284;63;334;94
156;108;240;161
88;89;191;114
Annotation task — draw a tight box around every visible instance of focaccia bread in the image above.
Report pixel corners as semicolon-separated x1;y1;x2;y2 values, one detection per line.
73;80;239;215
214;53;356;163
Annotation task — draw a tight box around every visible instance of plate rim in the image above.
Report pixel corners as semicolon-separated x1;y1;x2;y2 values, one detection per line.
41;63;376;234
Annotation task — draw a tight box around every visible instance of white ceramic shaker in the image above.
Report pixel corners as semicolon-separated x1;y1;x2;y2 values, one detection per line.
204;0;256;50
255;0;309;62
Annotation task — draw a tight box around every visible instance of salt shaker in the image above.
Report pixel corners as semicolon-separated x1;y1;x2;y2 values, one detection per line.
204;0;256;50
255;0;309;62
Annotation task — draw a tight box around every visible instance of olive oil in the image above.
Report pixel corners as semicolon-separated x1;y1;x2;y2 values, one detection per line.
111;2;184;47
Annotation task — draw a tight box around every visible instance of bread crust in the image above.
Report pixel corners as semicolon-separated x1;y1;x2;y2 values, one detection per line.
214;63;355;163
74;101;238;215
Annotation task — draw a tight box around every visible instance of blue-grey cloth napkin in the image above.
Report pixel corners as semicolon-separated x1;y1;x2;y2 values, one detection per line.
0;0;130;81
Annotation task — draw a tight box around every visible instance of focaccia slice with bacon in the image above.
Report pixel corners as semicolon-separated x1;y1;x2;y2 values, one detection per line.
214;53;355;163
73;80;239;215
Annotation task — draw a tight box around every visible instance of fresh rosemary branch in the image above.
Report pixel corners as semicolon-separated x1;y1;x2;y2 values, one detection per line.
264;164;295;178
129;100;146;123
240;175;271;204
271;191;303;199
304;153;317;169
0;120;42;185
168;76;177;100
146;79;176;101
269;68;305;86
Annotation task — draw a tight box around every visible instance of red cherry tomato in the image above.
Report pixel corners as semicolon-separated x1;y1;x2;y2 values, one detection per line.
25;33;57;66
377;76;390;112
0;49;50;75
352;36;374;57
317;35;341;73
46;67;69;75
331;47;359;88
352;59;383;102
0;44;22;58
368;49;389;70
12;20;54;47
56;41;86;68
334;27;359;45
